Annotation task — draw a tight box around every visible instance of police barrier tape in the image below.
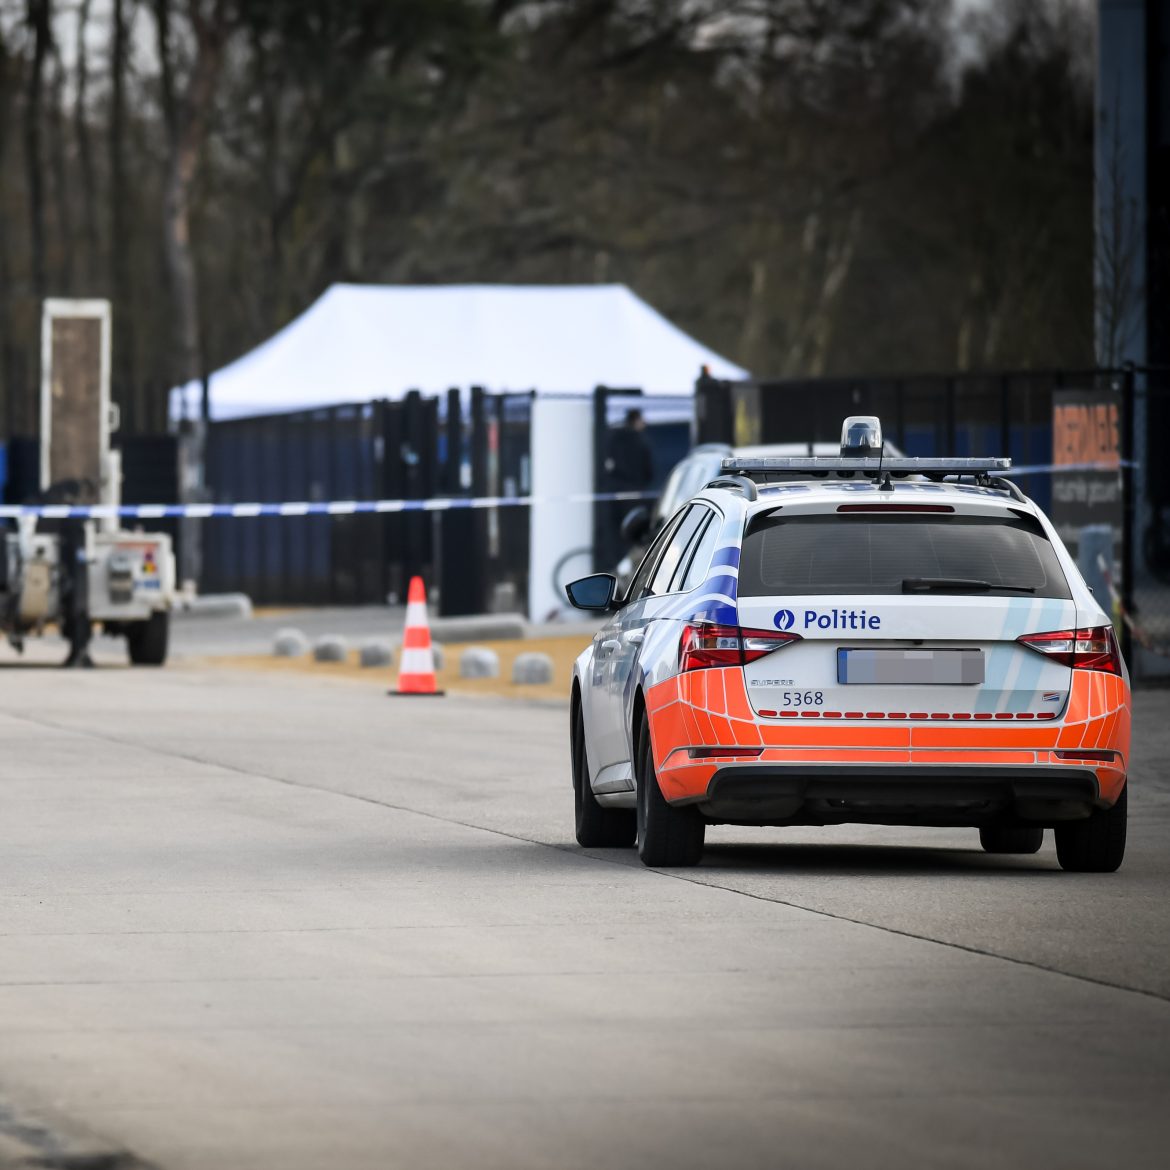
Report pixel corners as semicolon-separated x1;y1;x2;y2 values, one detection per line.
0;462;1131;520
0;490;660;521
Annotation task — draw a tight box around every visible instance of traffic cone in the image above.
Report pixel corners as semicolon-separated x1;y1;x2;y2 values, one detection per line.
392;576;444;696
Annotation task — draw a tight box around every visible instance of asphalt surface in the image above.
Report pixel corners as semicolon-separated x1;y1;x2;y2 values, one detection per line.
0;653;1168;1169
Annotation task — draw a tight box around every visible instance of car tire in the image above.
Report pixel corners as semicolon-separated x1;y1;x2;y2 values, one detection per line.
1054;785;1127;873
979;824;1044;854
636;718;704;867
571;698;636;848
127;611;169;666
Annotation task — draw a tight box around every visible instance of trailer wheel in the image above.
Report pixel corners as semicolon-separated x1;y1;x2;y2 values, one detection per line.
127;611;169;666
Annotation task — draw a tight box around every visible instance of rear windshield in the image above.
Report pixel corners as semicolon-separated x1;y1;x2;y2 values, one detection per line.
739;513;1072;598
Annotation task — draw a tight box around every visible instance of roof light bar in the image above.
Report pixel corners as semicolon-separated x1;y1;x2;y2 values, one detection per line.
722;456;1011;475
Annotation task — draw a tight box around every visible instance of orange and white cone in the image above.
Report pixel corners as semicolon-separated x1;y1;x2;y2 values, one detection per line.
392;576;444;696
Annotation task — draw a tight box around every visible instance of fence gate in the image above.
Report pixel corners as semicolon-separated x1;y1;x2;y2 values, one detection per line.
203;398;440;607
201;390;536;614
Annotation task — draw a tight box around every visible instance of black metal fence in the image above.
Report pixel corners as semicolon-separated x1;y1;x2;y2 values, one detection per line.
1120;368;1170;682
200;388;536;614
695;366;1170;685
695;368;1102;516
200;384;694;614
203;401;409;606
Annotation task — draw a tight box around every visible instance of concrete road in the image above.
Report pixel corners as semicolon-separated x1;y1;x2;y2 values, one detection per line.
0;661;1167;1170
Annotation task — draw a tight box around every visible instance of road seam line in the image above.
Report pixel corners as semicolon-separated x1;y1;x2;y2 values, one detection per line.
8;708;1168;1008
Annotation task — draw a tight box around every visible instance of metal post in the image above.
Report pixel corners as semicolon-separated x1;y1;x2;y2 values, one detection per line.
403;389;423;585
444;388;462;495
470;387;488;497
1119;362;1137;670
945;376;957;454
592;386;609;568
381;399;404;604
327;405;339;604
999;373;1011;457
470;385;489;606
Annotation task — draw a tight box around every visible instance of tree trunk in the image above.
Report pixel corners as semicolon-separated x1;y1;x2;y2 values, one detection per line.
110;0;135;393
74;0;100;289
23;0;52;303
808;209;861;378
49;44;74;292
159;1;226;389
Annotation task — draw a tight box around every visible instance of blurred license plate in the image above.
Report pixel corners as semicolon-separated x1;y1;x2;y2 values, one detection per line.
837;648;984;685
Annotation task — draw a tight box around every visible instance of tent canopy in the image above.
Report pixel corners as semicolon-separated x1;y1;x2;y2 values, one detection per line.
176;283;748;420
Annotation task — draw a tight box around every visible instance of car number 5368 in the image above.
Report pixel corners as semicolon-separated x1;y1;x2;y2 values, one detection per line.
782;691;824;707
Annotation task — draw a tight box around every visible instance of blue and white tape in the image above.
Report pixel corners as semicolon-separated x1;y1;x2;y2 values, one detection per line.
0;461;1129;520
0;490;658;521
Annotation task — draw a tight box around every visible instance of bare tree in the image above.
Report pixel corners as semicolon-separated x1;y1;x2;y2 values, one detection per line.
22;0;51;301
155;0;231;392
74;0;100;287
48;37;73;291
0;0;1102;426
109;0;134;388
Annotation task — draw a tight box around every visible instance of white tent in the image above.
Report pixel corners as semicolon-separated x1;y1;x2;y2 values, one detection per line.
175;282;747;420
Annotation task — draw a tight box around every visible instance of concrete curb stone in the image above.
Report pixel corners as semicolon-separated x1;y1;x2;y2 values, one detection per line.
459;646;500;679
273;628;310;657
359;640;394;668
313;635;348;663
512;651;554;685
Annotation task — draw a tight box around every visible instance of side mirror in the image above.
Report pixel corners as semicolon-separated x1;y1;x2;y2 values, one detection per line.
565;573;618;612
620;506;651;545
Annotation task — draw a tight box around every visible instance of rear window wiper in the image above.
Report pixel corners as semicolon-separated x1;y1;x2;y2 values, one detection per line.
902;577;1036;594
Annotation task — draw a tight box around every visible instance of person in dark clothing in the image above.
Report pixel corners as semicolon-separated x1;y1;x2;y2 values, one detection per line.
59;520;94;668
605;408;654;492
604;408;654;567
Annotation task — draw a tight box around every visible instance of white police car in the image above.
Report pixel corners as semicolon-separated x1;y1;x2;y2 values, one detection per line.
567;417;1131;871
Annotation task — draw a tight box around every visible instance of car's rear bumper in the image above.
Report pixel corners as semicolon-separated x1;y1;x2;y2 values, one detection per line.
644;666;1131;823
689;763;1103;827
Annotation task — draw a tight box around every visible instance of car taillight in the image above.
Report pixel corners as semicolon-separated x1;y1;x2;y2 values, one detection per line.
679;622;801;672
1016;626;1122;674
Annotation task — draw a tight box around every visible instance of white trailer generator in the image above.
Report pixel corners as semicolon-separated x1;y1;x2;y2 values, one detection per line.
0;300;176;666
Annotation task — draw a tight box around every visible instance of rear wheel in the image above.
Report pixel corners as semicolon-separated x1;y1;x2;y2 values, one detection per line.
571;698;635;848
1055;785;1127;873
636;718;704;867
127;611;168;666
979;824;1044;854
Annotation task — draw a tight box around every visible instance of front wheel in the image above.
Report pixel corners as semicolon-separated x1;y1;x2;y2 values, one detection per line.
127;611;169;666
571;698;635;848
1054;785;1127;873
636;718;704;867
979;824;1044;854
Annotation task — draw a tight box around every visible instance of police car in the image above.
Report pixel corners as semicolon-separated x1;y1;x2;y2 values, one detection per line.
566;417;1130;872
